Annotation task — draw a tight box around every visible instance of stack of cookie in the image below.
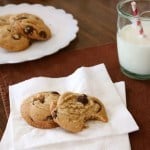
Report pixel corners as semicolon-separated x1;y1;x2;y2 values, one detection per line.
0;13;51;51
21;91;108;133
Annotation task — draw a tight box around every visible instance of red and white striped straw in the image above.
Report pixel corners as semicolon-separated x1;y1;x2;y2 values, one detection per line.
131;1;144;36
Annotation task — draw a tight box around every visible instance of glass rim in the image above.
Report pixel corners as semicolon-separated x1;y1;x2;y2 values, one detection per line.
117;0;150;21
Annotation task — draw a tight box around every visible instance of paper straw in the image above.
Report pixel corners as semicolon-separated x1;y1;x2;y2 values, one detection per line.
131;1;144;36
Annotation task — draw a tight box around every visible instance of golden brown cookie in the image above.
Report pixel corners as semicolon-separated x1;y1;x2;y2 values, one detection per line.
0;25;31;51
51;92;108;133
10;13;51;40
21;91;60;129
0;14;12;26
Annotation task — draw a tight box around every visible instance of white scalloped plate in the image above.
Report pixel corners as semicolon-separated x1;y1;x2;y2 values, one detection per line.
0;4;79;64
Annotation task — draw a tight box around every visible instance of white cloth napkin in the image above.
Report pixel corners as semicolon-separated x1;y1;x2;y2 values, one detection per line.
0;82;130;150
0;64;139;150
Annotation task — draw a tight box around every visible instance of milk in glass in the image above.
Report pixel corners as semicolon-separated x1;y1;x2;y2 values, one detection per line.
117;22;150;75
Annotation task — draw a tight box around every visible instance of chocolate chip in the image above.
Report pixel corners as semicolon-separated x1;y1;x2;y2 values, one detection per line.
52;110;57;119
39;98;45;103
38;95;45;103
7;29;11;32
24;26;33;34
43;115;53;121
51;91;60;95
39;31;47;38
12;34;21;40
33;95;45;104
77;94;88;105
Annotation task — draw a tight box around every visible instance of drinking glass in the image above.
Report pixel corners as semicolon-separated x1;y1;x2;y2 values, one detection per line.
117;0;150;80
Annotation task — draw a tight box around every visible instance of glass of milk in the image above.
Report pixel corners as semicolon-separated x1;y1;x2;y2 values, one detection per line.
117;0;150;80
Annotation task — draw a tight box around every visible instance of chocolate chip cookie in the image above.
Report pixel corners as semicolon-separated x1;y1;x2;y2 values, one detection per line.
10;13;51;40
0;14;12;26
21;91;60;129
0;25;30;51
51;92;108;133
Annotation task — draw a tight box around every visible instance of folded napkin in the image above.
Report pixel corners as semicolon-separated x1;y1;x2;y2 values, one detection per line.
0;82;131;150
0;64;139;149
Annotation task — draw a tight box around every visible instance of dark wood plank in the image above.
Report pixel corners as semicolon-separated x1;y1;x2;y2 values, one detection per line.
0;95;7;139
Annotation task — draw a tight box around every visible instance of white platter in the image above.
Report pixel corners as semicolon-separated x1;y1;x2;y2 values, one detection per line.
0;4;79;64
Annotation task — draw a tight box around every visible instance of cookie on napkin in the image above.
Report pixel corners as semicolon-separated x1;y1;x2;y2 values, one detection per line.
51;92;108;133
21;91;60;129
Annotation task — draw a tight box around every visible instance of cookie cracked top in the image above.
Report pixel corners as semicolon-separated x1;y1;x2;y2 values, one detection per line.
51;92;108;133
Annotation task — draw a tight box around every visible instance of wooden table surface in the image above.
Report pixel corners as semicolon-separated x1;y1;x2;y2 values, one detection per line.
0;0;118;142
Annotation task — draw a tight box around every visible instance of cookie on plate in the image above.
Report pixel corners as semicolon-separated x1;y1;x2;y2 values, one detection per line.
0;14;12;26
0;25;31;51
51;92;108;133
10;13;51;40
21;91;60;129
